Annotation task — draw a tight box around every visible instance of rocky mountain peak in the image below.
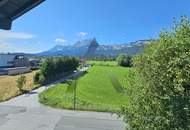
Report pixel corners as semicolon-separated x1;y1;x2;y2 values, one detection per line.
37;39;152;56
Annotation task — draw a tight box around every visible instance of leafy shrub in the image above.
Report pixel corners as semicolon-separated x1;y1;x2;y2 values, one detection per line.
38;74;45;85
116;54;132;67
16;75;26;92
119;17;190;129
34;71;41;84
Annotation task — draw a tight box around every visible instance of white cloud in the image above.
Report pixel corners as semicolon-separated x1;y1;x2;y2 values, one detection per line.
55;38;67;43
0;42;9;48
78;32;88;37
0;31;36;52
0;30;35;40
0;42;20;52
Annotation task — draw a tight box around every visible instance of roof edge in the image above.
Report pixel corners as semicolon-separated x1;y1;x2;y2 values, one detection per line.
12;0;45;20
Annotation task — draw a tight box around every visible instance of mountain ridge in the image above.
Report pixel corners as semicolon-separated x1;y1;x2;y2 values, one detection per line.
36;39;153;57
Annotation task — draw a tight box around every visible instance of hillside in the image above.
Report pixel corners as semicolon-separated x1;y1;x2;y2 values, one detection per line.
37;39;153;56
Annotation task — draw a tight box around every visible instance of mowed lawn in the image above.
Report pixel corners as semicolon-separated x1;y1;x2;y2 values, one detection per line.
39;66;131;112
0;71;38;101
87;60;117;66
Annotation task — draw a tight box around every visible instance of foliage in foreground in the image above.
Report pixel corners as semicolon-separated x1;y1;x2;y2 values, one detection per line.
119;17;190;129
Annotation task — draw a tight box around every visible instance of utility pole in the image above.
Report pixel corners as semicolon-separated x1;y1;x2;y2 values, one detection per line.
73;80;77;110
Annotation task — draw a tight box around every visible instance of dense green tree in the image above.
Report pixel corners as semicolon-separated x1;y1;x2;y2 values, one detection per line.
119;17;190;129
34;57;79;84
116;54;132;67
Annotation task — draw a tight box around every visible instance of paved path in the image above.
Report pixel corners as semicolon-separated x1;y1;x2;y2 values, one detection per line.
0;68;125;130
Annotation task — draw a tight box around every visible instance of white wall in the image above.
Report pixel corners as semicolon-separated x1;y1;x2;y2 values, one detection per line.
8;67;31;75
0;55;15;67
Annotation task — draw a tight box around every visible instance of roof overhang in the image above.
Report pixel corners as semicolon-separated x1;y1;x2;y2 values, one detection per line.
0;0;45;30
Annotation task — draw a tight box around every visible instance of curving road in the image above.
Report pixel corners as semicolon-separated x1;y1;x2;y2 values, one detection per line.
0;68;125;130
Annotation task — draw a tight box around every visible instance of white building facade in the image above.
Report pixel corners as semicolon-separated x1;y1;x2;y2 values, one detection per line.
0;54;15;68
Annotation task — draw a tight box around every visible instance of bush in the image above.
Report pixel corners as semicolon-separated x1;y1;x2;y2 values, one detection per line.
116;54;132;67
16;75;26;92
119;17;190;129
34;71;41;84
38;74;45;85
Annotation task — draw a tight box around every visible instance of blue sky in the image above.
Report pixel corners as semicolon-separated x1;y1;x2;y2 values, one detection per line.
0;0;190;53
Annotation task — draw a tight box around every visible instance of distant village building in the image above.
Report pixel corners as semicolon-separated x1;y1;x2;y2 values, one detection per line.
0;54;30;68
0;54;40;75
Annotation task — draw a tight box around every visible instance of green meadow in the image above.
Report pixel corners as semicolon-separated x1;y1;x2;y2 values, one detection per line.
87;60;117;66
39;65;132;112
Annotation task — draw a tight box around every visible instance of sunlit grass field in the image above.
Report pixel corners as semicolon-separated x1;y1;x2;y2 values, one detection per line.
0;71;38;101
39;65;132;112
87;60;117;66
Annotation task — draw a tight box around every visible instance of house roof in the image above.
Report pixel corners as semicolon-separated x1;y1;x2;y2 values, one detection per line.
0;0;44;30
